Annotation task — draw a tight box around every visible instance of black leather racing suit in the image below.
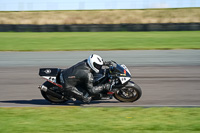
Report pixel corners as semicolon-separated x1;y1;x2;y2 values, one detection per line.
60;59;108;100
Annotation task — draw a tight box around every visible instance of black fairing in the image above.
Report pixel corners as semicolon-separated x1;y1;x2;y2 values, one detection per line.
93;63;131;86
111;64;131;78
39;68;62;84
39;68;61;77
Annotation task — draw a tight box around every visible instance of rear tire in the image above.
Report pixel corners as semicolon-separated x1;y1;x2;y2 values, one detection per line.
41;81;67;104
114;82;142;102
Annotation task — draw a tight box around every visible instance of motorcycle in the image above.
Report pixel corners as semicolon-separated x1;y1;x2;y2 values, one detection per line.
38;61;142;103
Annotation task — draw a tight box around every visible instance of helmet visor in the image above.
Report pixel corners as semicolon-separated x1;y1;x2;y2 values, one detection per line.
93;62;102;70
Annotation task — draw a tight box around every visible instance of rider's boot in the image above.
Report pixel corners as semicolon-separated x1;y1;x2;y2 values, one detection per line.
70;87;91;103
82;93;92;103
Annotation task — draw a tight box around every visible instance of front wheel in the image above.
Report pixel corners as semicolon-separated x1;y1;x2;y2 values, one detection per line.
114;82;142;102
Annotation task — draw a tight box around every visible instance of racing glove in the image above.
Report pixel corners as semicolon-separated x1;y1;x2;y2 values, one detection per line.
103;61;113;66
103;83;111;91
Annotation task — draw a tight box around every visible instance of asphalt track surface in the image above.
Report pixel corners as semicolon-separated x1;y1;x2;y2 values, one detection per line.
0;50;200;107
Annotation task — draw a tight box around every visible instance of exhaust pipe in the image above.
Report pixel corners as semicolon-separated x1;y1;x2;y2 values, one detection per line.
38;85;65;100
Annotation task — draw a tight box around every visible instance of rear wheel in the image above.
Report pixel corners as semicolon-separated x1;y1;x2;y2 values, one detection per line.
41;81;67;104
114;82;142;102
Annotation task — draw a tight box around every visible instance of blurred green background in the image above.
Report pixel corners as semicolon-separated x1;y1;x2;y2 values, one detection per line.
0;107;200;133
0;31;200;51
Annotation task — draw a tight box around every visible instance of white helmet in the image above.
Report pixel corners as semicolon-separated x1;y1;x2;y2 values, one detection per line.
87;54;103;73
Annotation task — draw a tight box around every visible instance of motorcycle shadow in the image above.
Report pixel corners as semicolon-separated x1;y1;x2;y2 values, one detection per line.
0;99;119;106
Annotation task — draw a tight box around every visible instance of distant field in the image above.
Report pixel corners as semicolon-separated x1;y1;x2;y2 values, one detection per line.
0;31;199;51
0;8;200;24
0;107;199;133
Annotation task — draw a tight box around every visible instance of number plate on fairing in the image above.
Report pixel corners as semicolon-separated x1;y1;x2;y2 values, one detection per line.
42;76;57;82
119;77;131;84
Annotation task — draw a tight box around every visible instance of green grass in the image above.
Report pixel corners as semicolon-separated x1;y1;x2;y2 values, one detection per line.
0;31;200;51
0;107;199;133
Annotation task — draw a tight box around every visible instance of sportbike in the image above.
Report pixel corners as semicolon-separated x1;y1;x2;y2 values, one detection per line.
38;61;142;103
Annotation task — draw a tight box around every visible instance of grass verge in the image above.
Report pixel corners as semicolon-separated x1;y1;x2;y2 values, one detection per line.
0;31;200;51
0;107;199;133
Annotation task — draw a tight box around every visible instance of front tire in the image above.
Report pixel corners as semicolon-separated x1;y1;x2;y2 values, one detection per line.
41;81;67;104
114;82;142;102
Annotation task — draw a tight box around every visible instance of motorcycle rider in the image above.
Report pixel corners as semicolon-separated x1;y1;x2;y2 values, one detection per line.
60;54;111;103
